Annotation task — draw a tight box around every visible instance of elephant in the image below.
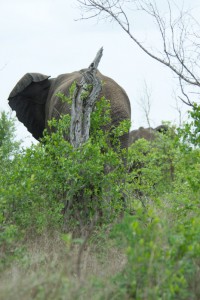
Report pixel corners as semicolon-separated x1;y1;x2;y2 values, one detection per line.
8;70;131;148
128;125;168;146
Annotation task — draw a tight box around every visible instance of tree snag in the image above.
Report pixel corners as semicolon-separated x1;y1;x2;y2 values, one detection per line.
70;47;103;148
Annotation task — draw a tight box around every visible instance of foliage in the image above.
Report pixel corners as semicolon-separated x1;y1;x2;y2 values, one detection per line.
1;103;200;299
179;103;200;148
0;112;22;268
0;111;20;161
127;126;178;201
112;124;200;300
112;198;200;299
0;98;128;269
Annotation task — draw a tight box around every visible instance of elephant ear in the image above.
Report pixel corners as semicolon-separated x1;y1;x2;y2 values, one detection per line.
8;73;51;140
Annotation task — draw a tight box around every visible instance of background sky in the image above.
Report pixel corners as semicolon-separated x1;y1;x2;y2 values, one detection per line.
0;0;199;147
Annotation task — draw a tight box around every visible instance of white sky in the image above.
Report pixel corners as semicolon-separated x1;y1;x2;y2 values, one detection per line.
0;0;199;147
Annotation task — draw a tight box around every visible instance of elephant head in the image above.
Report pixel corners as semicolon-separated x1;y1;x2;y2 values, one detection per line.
8;70;131;148
128;125;168;146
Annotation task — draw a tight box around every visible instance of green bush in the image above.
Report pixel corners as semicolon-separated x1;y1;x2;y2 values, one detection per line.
1;101;200;299
1;97;129;238
111;123;200;300
127;126;179;204
0;112;20;159
112;202;200;299
179;103;200;147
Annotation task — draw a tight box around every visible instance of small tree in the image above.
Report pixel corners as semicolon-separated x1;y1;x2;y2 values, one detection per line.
0;111;20;161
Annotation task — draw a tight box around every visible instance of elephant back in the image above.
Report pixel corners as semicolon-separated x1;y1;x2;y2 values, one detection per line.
129;125;170;146
98;72;131;115
45;70;131;148
129;127;155;145
45;71;82;122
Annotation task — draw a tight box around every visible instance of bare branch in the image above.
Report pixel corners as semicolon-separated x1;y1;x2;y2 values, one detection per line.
137;81;152;127
77;0;200;106
178;77;194;107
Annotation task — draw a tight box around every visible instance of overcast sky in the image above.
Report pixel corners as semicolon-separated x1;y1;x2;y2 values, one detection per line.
0;0;199;147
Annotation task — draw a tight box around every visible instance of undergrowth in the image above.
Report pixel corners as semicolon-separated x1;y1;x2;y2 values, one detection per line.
0;102;200;299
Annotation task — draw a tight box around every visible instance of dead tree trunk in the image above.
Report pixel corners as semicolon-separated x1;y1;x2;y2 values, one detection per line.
70;47;103;148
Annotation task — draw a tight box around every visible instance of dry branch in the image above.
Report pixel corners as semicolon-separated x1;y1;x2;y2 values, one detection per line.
70;47;103;148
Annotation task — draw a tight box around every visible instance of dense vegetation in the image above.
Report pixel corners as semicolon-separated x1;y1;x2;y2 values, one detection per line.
0;101;200;300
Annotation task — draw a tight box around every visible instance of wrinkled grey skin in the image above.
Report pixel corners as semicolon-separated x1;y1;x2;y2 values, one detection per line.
8;70;131;148
128;125;168;146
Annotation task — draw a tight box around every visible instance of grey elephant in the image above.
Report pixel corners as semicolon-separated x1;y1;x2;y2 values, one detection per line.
8;70;131;148
128;125;168;146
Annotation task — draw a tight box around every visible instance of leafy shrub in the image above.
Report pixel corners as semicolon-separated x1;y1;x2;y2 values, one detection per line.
1;100;200;299
127;126;179;205
111;201;200;299
111;123;200;300
0;112;23;269
0;111;20;161
179;103;200;147
1;97;130;239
